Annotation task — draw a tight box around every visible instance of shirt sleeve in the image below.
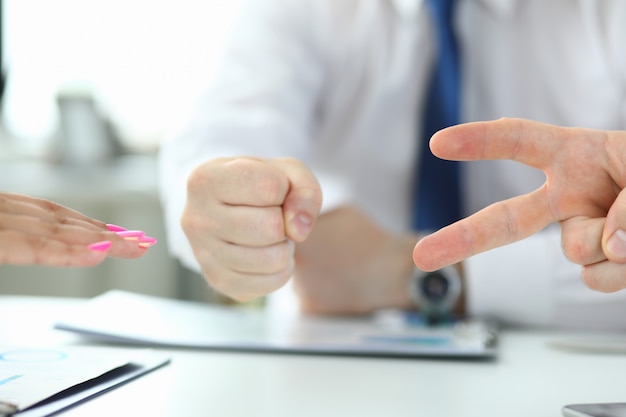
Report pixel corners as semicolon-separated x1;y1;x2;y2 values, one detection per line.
158;0;327;271
465;225;626;331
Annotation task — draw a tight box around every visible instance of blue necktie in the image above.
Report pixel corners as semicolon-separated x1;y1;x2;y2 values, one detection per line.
413;0;462;232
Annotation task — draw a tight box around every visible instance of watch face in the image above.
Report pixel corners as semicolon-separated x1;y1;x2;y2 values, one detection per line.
420;271;450;302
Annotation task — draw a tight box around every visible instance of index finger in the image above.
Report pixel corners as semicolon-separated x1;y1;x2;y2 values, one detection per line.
413;186;554;271
429;118;561;169
0;193;105;229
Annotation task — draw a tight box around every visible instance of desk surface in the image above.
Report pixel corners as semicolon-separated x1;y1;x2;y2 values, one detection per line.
2;295;626;417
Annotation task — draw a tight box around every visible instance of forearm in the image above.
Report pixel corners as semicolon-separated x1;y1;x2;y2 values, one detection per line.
293;205;416;314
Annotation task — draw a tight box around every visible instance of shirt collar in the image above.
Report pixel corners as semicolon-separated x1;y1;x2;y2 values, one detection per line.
478;0;518;16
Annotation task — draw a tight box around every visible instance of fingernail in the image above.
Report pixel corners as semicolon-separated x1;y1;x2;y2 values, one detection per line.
88;240;112;251
289;212;313;241
607;229;626;260
106;224;127;232
138;236;158;248
116;230;145;241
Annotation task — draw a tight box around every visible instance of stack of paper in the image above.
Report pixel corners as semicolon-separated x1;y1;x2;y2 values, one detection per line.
54;290;498;359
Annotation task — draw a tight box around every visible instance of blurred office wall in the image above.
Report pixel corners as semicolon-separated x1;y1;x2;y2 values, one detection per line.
2;0;241;154
0;0;241;300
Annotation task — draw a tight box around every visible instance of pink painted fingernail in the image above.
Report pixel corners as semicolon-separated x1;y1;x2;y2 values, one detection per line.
106;224;127;232
88;240;112;251
116;230;145;241
138;236;158;248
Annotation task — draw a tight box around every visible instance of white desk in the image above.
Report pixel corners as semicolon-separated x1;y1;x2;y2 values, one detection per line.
2;296;626;417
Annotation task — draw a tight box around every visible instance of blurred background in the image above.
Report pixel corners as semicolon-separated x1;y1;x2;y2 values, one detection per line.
0;0;241;301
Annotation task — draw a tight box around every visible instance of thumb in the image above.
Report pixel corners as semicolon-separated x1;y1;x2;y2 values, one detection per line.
269;158;323;242
603;188;626;263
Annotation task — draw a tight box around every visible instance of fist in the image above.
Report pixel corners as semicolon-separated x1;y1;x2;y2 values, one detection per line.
182;157;322;301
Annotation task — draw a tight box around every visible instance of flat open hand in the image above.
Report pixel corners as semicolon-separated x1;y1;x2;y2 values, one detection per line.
0;193;150;266
413;118;626;292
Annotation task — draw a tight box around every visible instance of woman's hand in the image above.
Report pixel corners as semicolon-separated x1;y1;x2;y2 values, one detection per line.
0;193;156;267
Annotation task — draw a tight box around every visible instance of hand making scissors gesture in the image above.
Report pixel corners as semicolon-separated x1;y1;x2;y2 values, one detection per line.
414;118;626;292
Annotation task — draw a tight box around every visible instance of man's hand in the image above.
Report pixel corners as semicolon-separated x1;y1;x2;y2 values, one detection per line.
0;193;151;266
413;118;626;292
182;157;323;302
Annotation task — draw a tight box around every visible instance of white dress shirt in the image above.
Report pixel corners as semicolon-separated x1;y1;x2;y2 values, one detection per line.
159;0;626;330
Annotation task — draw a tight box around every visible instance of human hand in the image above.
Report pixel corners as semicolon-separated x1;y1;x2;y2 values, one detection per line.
294;205;416;315
0;193;156;266
182;157;323;302
413;118;626;292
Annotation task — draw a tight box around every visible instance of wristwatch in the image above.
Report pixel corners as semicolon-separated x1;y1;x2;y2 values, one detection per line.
409;265;462;324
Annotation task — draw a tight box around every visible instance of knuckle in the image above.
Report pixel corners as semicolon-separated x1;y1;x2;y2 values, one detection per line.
262;242;294;273
561;235;592;264
242;169;285;206
41;200;71;224
180;209;200;235
180;204;216;236
257;176;284;205
580;267;609;292
46;222;64;238
223;158;287;205
30;235;49;254
186;163;213;195
267;209;286;242
28;236;52;265
187;157;234;196
275;156;302;172
237;208;285;244
580;265;626;293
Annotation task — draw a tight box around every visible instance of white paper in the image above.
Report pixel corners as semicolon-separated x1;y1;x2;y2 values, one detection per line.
54;290;498;358
0;345;169;416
